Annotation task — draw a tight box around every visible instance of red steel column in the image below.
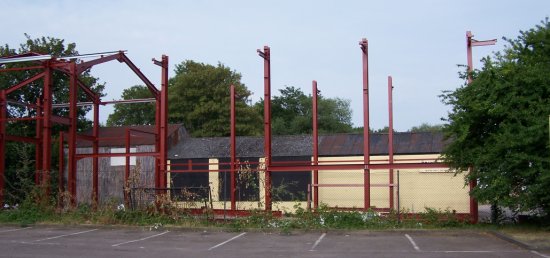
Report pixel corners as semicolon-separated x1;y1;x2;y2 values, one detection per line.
159;55;169;192
41;62;52;193
67;61;78;205
359;38;371;210
230;84;236;210
154;87;161;190
312;80;319;209
466;31;474;84
258;46;272;211
465;31;495;223
58;132;65;194
388;76;394;210
35;99;42;185
92;96;99;206
125;128;130;204
0;90;6;205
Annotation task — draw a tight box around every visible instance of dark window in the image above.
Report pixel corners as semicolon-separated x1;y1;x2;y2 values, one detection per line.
218;157;260;201
271;156;311;201
170;158;210;201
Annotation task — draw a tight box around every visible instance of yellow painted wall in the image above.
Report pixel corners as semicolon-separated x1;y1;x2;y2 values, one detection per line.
168;154;470;213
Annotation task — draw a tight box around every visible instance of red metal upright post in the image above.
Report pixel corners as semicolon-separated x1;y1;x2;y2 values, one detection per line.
35;99;42;185
159;55;169;192
466;31;495;223
258;46;272;211
0;90;6;205
67;61;78;205
312;80;319;209
230;84;237;210
388;76;394;210
92;96;99;206
125;128;130;204
41;62;52;194
58;132;64;194
359;38;371;210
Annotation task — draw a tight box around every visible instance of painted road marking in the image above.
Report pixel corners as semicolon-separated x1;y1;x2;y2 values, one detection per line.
310;233;327;251
208;232;247;251
112;231;170;247
29;229;98;243
0;227;31;233
405;234;420;251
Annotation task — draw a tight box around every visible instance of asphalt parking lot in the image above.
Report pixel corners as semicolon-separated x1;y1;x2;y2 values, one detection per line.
0;226;547;258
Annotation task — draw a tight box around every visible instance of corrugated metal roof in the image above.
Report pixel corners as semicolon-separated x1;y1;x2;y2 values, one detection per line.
168;132;445;159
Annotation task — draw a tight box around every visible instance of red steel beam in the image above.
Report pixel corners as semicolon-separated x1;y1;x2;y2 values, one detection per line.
0;65;44;73
268;162;449;172
5;135;39;144
51;115;71;125
5;72;45;95
360;38;371;210
67;61;78;206
92;96;99;207
125;128;130;204
75;152;160;159
120;54;160;96
258;46;272;211
76;52;122;74
35;100;42;185
0;90;5;205
159;55;169;192
466;31;495;223
230;84;236;210
312;80;319;209
388;75;394;210
58;132;64;195
41;62;52;192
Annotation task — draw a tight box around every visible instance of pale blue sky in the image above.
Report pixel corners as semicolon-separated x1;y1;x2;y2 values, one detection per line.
3;0;549;131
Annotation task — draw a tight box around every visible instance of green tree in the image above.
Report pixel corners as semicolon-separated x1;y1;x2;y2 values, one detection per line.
440;19;550;215
256;86;353;135
169;60;261;137
106;85;155;126
408;123;444;133
1;34;104;203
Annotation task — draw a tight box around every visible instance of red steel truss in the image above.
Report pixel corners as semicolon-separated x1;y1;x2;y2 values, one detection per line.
0;51;169;206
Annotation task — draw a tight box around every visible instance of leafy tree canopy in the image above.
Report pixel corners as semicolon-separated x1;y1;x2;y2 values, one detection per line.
408;123;444;133
440;19;550;215
256;86;354;135
168;60;262;137
106;85;155;126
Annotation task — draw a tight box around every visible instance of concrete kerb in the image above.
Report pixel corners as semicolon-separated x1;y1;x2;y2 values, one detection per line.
488;230;547;251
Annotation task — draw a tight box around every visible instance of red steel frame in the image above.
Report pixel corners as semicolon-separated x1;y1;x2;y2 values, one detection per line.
312;80;319;209
388;76;394;209
466;31;496;223
0;51;169;207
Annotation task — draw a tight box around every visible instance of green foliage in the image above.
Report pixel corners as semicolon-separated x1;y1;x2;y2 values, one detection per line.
168;60;262;137
1;35;105;202
106;85;156;126
408;123;444;133
440;18;550;215
256;86;354;135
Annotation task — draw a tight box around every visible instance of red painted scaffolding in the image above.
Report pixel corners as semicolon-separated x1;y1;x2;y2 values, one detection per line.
0;51;169;206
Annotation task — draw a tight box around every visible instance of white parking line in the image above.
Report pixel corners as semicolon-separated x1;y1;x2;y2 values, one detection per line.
0;227;31;233
30;229;98;243
112;231;170;247
405;234;420;251
310;233;327;251
208;232;247;251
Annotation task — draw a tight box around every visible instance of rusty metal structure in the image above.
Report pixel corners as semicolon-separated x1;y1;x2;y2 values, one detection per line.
1;34;489;222
0;51;168;206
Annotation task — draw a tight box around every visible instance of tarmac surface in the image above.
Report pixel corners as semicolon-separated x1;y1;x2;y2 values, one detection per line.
0;225;548;258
